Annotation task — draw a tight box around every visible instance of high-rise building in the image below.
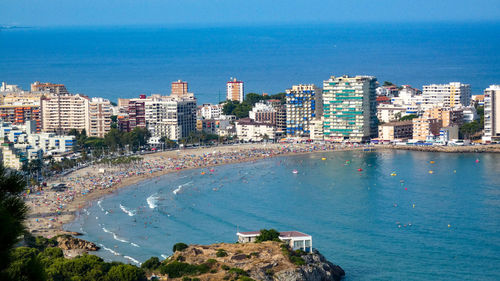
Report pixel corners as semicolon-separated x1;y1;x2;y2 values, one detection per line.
144;95;197;141
87;98;112;138
322;75;377;142
483;85;500;142
41;94;88;134
422;82;471;109
41;93;112;137
227;78;244;102
171;80;189;97
285;84;322;138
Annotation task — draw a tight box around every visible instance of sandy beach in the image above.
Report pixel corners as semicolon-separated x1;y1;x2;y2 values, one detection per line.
25;143;368;238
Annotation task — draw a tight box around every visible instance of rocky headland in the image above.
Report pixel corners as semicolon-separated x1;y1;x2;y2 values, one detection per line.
151;241;345;281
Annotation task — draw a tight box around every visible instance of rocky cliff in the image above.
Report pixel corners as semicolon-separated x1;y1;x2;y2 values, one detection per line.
160;241;344;281
56;235;100;251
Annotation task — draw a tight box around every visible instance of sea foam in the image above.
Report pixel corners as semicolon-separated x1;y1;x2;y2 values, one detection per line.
124;256;141;265
119;204;136;216
146;194;159;209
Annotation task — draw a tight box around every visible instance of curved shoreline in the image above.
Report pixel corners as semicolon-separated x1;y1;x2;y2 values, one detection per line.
26;143;368;238
26;143;500;239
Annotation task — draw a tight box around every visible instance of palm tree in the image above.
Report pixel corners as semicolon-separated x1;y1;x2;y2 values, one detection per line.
0;164;29;274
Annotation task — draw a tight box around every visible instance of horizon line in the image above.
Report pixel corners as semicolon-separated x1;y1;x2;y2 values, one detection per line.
2;19;500;29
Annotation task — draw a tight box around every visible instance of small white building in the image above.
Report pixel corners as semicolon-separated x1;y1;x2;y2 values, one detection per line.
237;230;313;253
235;118;276;142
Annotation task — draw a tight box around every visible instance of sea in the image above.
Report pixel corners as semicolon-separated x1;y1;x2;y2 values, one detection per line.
1;22;500;104
65;150;500;280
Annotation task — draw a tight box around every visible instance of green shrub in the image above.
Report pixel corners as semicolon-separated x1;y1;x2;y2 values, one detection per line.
228;267;248;276
290;256;305;266
250;252;260;257
206;258;217;265
105;264;147;281
176;255;186;262
159;261;210;278
216;249;228;257
255;229;280;242
172;242;189;252
265;268;274;276
141;257;161;271
221;264;230;270
182;277;192;281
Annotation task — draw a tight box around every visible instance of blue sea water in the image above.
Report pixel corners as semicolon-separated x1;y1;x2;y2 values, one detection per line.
65;150;500;280
1;23;500;104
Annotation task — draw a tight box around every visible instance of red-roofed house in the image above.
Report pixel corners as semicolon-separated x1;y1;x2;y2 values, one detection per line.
237;230;313;253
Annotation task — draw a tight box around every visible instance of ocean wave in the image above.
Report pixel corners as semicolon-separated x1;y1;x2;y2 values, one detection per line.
161;254;169;260
124;255;141;265
119;204;136;216
173;181;193;195
97;200;105;212
99;244;120;256
102;227;129;243
112;233;129;243
130;242;140;247
146;194;159;209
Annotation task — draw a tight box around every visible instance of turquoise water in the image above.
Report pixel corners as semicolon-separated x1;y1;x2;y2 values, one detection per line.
1;23;500;103
66;150;500;280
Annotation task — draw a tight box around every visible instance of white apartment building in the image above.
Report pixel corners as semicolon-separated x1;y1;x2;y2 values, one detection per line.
198;103;224;120
285;84;322;138
483;85;500;142
391;85;423;107
87;97;112;138
377;104;409;123
41;94;112;137
0;121;75;169
235;118;276;142
145;95;197;141
462;106;478;123
41;94;88;134
310;118;324;141
422;82;471;109
323;75;377;142
0;82;22;93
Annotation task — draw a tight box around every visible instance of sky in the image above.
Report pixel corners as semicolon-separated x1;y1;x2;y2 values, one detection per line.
1;0;500;27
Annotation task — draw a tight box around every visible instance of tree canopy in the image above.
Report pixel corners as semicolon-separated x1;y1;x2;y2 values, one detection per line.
0;164;28;276
255;229;281;242
222;92;285;118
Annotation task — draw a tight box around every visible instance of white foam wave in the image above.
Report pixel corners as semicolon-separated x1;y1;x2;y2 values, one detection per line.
173;181;193;195
99;244;120;256
146;194;159;209
130;242;140;247
112;233;129;243
173;186;182;195
97;200;105;212
119;204;136;216
124;255;141;265
161;254;168;260
102;227;111;233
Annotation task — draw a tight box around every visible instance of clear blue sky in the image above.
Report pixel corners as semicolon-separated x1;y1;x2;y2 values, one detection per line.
1;0;500;27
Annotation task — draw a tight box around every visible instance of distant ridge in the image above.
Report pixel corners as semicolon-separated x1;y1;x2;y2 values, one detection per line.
0;25;32;30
